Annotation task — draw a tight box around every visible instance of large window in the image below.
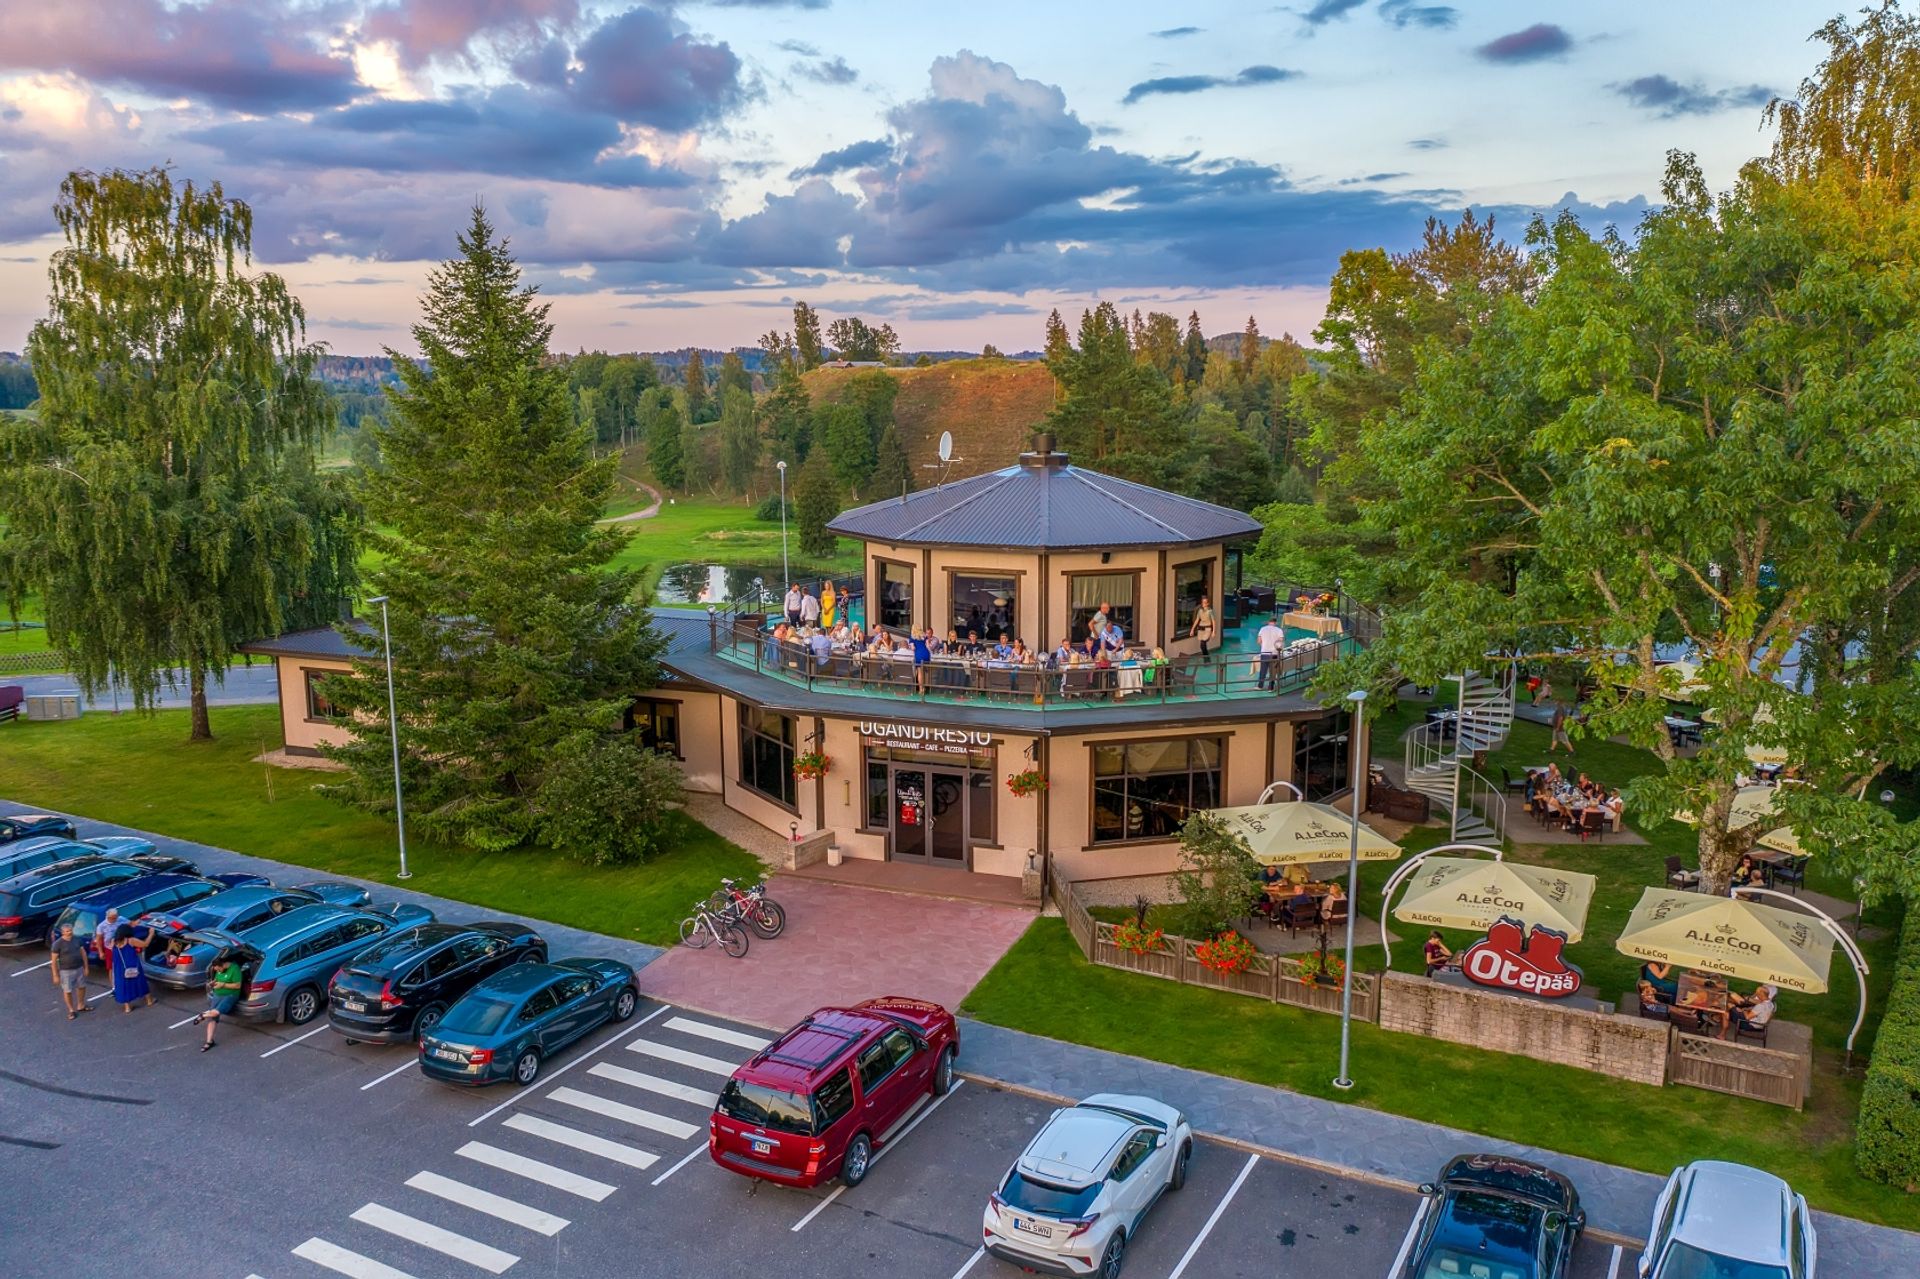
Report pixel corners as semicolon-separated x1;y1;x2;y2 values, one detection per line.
1173;560;1213;637
950;574;1017;641
738;705;797;808
1068;572;1137;643
304;670;342;721
877;560;914;632
1294;712;1351;803
1092;737;1222;844
632;699;680;757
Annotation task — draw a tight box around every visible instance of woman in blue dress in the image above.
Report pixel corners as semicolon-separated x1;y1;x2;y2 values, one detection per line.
110;923;156;1012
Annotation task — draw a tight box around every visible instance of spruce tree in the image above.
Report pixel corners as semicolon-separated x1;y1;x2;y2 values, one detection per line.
1183;310;1209;383
1043;308;1072;365
683;348;709;423
1238;314;1261;377
321;207;666;858
716;350;752;398
648;398;685;491
794;453;841;558
871;423;913;499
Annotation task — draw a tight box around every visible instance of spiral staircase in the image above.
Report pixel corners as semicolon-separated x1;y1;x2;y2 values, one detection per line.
1403;668;1517;843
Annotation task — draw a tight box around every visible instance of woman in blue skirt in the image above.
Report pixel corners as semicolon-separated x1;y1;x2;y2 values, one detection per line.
110;923;156;1012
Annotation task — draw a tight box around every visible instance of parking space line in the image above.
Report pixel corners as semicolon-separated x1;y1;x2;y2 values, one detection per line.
465;1004;667;1129
262;1024;331;1058
587;1062;715;1107
1386;1200;1429;1279
455;1142;616;1202
349;1203;518;1275
549;1086;699;1140
948;1246;986;1279
625;1038;738;1075
291;1236;418;1279
87;988;114;1002
1608;1244;1623;1278
1166;1153;1259;1279
791;1080;965;1233
649;1146;706;1187
360;1059;420;1091
663;1015;770;1051
404;1170;569;1236
11;960;51;976
170;1012;201;1030
501;1114;660;1171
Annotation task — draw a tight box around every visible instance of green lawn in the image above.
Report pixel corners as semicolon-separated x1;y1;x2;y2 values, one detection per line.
603;493;862;601
0;705;760;946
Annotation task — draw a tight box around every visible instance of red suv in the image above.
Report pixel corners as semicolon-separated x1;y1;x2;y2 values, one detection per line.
709;996;959;1189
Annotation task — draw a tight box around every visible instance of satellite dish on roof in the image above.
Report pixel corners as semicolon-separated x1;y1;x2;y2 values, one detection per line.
938;431;953;463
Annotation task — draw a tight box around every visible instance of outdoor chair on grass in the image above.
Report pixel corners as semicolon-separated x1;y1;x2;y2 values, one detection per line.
1281;896;1320;937
1665;856;1701;890
1733;1015;1770;1048
0;685;21;723
1502;766;1527;797
1577;809;1605;842
1771;856;1808;895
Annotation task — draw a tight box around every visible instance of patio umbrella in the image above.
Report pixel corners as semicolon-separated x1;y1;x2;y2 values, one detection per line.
1657;659;1707;701
1208;801;1400;866
1674;785;1810;857
1391;856;1597;941
1614;887;1834;993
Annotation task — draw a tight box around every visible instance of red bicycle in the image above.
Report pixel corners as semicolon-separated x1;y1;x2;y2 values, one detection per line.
714;877;786;940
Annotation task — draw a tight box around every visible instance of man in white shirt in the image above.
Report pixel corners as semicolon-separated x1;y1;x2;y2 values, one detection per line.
783;584;803;629
1256;618;1286;689
1736;984;1776;1033
799;587;821;627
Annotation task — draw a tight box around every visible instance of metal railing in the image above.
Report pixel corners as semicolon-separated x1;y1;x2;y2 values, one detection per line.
1455;762;1509;844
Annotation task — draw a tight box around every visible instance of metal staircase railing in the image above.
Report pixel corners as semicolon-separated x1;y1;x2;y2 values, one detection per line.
1401;666;1518;842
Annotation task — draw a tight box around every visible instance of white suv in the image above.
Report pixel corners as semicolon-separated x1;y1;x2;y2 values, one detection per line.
982;1093;1193;1279
1638;1161;1816;1279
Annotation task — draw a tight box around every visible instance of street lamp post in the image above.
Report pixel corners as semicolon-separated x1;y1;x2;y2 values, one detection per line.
776;460;790;595
1333;688;1368;1091
367;596;410;880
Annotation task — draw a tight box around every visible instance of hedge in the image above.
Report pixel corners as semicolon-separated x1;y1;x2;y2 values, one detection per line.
1858;900;1920;1187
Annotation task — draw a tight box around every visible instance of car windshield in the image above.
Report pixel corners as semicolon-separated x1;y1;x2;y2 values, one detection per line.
1658;1243;1789;1279
1422;1191;1542;1279
437;998;516;1036
717;1079;814;1136
1000;1170;1102;1219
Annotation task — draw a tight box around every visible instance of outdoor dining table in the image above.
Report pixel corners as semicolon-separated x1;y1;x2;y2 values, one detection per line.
1664;715;1703;746
1674;970;1731;1036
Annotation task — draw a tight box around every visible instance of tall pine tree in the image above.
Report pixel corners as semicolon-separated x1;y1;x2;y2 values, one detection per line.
321;208;666;858
794;452;841;558
683;348;710;423
871;423;913;499
1183;310;1209;383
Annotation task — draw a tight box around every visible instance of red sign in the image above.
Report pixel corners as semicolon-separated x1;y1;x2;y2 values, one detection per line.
1458;917;1583;999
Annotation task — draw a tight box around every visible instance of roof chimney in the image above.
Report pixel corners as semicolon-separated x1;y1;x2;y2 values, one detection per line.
1020;432;1068;470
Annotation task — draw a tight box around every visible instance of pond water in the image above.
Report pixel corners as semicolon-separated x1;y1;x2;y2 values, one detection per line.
655;562;867;607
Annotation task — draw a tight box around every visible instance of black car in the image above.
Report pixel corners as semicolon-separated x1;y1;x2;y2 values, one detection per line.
0;814;77;846
328;921;547;1043
0;856;155;946
1402;1154;1585;1279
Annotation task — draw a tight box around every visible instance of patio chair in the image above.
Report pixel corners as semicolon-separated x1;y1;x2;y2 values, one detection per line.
1577;809;1605;843
1637;998;1670;1022
1665;856;1701;890
1771;856;1808;895
1733;1015;1770;1048
1502;765;1527;797
1324;898;1350;927
1281;896;1320;937
1667;1005;1708;1035
0;685;21;723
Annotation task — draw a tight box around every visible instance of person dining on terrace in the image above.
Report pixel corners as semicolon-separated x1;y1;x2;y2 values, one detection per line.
1604;789;1625;832
1731;984;1776;1036
1640;960;1678;1004
1051;638;1074;669
1424;931;1454;977
911;626;935;691
807;627;833;673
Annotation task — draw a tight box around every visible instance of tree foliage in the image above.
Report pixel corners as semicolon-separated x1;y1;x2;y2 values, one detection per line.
871;422;912;499
793;302;825;371
537;731;684;866
794;452;840;558
719;385;759;494
816;402;874;494
1172;812;1263;938
1044;302;1182;483
826;316;900;363
648;397;685;491
683;348;710;423
716;349;753;398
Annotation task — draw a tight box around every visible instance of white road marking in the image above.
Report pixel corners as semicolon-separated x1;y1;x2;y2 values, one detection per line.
588;1062;715;1107
650;1145;706;1187
291;1237;417;1279
1385;1200;1430;1279
349;1203;518;1275
791;1080;965;1233
11;959;51;976
86;988;116;1003
170;1012;201;1029
404;1170;569;1236
549;1086;699;1140
501;1114;660;1171
360;1059;420;1091
663;1015;769;1051
949;1246;987;1279
1608;1244;1624;1279
261;1024;330;1058
456;1141;615;1202
465;1003;666;1129
1166;1152;1260;1279
625;1038;737;1076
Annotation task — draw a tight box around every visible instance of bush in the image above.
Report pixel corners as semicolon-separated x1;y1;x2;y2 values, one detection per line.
1858;900;1920;1187
1171;812;1262;938
536;731;684;866
755;493;790;522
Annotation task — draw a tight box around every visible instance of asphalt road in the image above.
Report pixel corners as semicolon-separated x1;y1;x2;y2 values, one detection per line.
11;663;281;710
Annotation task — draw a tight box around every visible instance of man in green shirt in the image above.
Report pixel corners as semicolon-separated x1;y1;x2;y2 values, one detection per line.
193;956;245;1051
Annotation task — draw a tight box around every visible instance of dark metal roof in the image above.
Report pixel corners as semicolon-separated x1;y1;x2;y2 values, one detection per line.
238;623;371;662
827;445;1262;551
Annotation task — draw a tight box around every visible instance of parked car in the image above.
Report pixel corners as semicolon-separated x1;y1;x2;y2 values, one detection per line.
1638;1161;1814;1279
329;921;547;1043
0;837;101;883
3;834;159;868
1398;1154;1586;1279
0;856;157;946
709;996;959;1190
982;1094;1193;1279
0;813;77;846
174;901;434;1025
52;874;243;952
417;957;640;1086
139;881;373;989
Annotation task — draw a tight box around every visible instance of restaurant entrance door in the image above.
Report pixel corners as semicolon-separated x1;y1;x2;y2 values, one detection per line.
890;766;970;869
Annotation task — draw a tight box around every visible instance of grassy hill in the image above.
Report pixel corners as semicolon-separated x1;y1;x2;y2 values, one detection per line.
802;358;1055;481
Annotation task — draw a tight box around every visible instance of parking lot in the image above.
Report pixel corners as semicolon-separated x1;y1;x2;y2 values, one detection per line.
1;932;1636;1279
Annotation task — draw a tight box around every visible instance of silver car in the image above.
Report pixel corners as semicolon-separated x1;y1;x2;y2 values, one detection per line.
181;901;433;1025
140;881;373;988
1639;1160;1816;1279
982;1093;1193;1279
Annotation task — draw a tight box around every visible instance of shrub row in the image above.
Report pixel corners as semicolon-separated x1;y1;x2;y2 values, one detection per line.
1857;899;1920;1187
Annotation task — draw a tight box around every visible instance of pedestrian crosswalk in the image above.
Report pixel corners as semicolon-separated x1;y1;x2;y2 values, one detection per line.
282;1005;763;1279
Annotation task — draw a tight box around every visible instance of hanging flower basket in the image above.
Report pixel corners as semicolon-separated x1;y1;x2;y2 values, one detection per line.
1194;930;1258;975
1006;768;1049;797
1110;918;1166;956
793;751;831;781
1298;949;1346;986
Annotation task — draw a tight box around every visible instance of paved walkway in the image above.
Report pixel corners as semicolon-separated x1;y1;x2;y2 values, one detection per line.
598;479;663;524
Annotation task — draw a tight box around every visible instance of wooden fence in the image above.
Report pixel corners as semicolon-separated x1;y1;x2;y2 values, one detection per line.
1053;877;1379;1022
1668;1027;1812;1111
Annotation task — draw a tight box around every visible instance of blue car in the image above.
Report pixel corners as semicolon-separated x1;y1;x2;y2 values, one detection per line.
179;901;435;1026
419;958;641;1087
0;814;77;846
52;873;253;953
0;856;159;946
0;835;160;883
141;881;373;989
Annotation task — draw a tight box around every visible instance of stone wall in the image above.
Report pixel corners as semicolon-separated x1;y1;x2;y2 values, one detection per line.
1378;971;1669;1086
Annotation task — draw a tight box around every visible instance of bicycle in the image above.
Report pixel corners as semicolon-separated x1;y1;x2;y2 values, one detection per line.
679;900;750;958
715;877;786;940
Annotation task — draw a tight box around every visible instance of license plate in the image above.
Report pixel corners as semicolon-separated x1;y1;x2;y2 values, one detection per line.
430;1048;463;1062
750;1138;773;1156
1012;1217;1052;1240
341;999;366;1013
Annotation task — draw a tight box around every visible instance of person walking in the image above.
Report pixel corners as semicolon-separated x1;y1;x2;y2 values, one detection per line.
193;953;245;1051
1189;594;1216;658
1549;701;1575;754
109;923;157;1013
51;922;92;1019
1254;616;1286;689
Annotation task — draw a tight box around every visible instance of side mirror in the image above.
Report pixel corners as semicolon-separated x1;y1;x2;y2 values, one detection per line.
1636;1257;1652;1279
1417;1182;1438;1197
1154;1133;1167;1149
1543;1213;1565;1233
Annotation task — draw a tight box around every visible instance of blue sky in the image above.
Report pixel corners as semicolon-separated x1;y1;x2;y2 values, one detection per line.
0;1;1824;354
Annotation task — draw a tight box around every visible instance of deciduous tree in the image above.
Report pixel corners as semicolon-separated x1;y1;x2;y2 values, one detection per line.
719;386;759;494
793;302;826;371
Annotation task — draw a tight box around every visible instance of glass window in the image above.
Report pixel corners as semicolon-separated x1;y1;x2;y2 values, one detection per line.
304;670;341;721
813;1068;856;1129
1293;712;1352;803
881;1027;917;1070
866;757;889;828
718;1079;814;1136
518;986;561;1021
877;560;914;632
634;700;680;756
1174;561;1212;636
968;770;994;845
440;997;515;1036
555;975;595;1002
1091;737;1223;845
950;575;1017;641
418;946;461;981
1111;1131;1156;1181
1068;573;1136;642
738;705;797;808
855;1039;894;1091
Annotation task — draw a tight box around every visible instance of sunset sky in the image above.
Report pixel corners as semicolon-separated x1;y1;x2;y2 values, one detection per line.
0;2;1827;355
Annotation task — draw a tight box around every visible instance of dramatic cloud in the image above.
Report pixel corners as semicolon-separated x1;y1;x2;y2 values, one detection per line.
790;137;892;179
1;0;360;112
1377;1;1456;29
1613;74;1774;118
1123;65;1300;104
362;0;579;69
1477;23;1572;64
1151;26;1202;38
1300;0;1366;25
565;6;746;128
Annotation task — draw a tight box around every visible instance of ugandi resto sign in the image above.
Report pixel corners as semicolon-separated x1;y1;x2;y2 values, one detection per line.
1458;917;1584;999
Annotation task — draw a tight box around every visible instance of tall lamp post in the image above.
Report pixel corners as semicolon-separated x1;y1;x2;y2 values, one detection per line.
366;596;411;880
1333;687;1368;1090
776;459;790;595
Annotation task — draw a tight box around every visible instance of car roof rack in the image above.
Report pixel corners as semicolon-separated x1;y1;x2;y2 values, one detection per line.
755;1015;867;1069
